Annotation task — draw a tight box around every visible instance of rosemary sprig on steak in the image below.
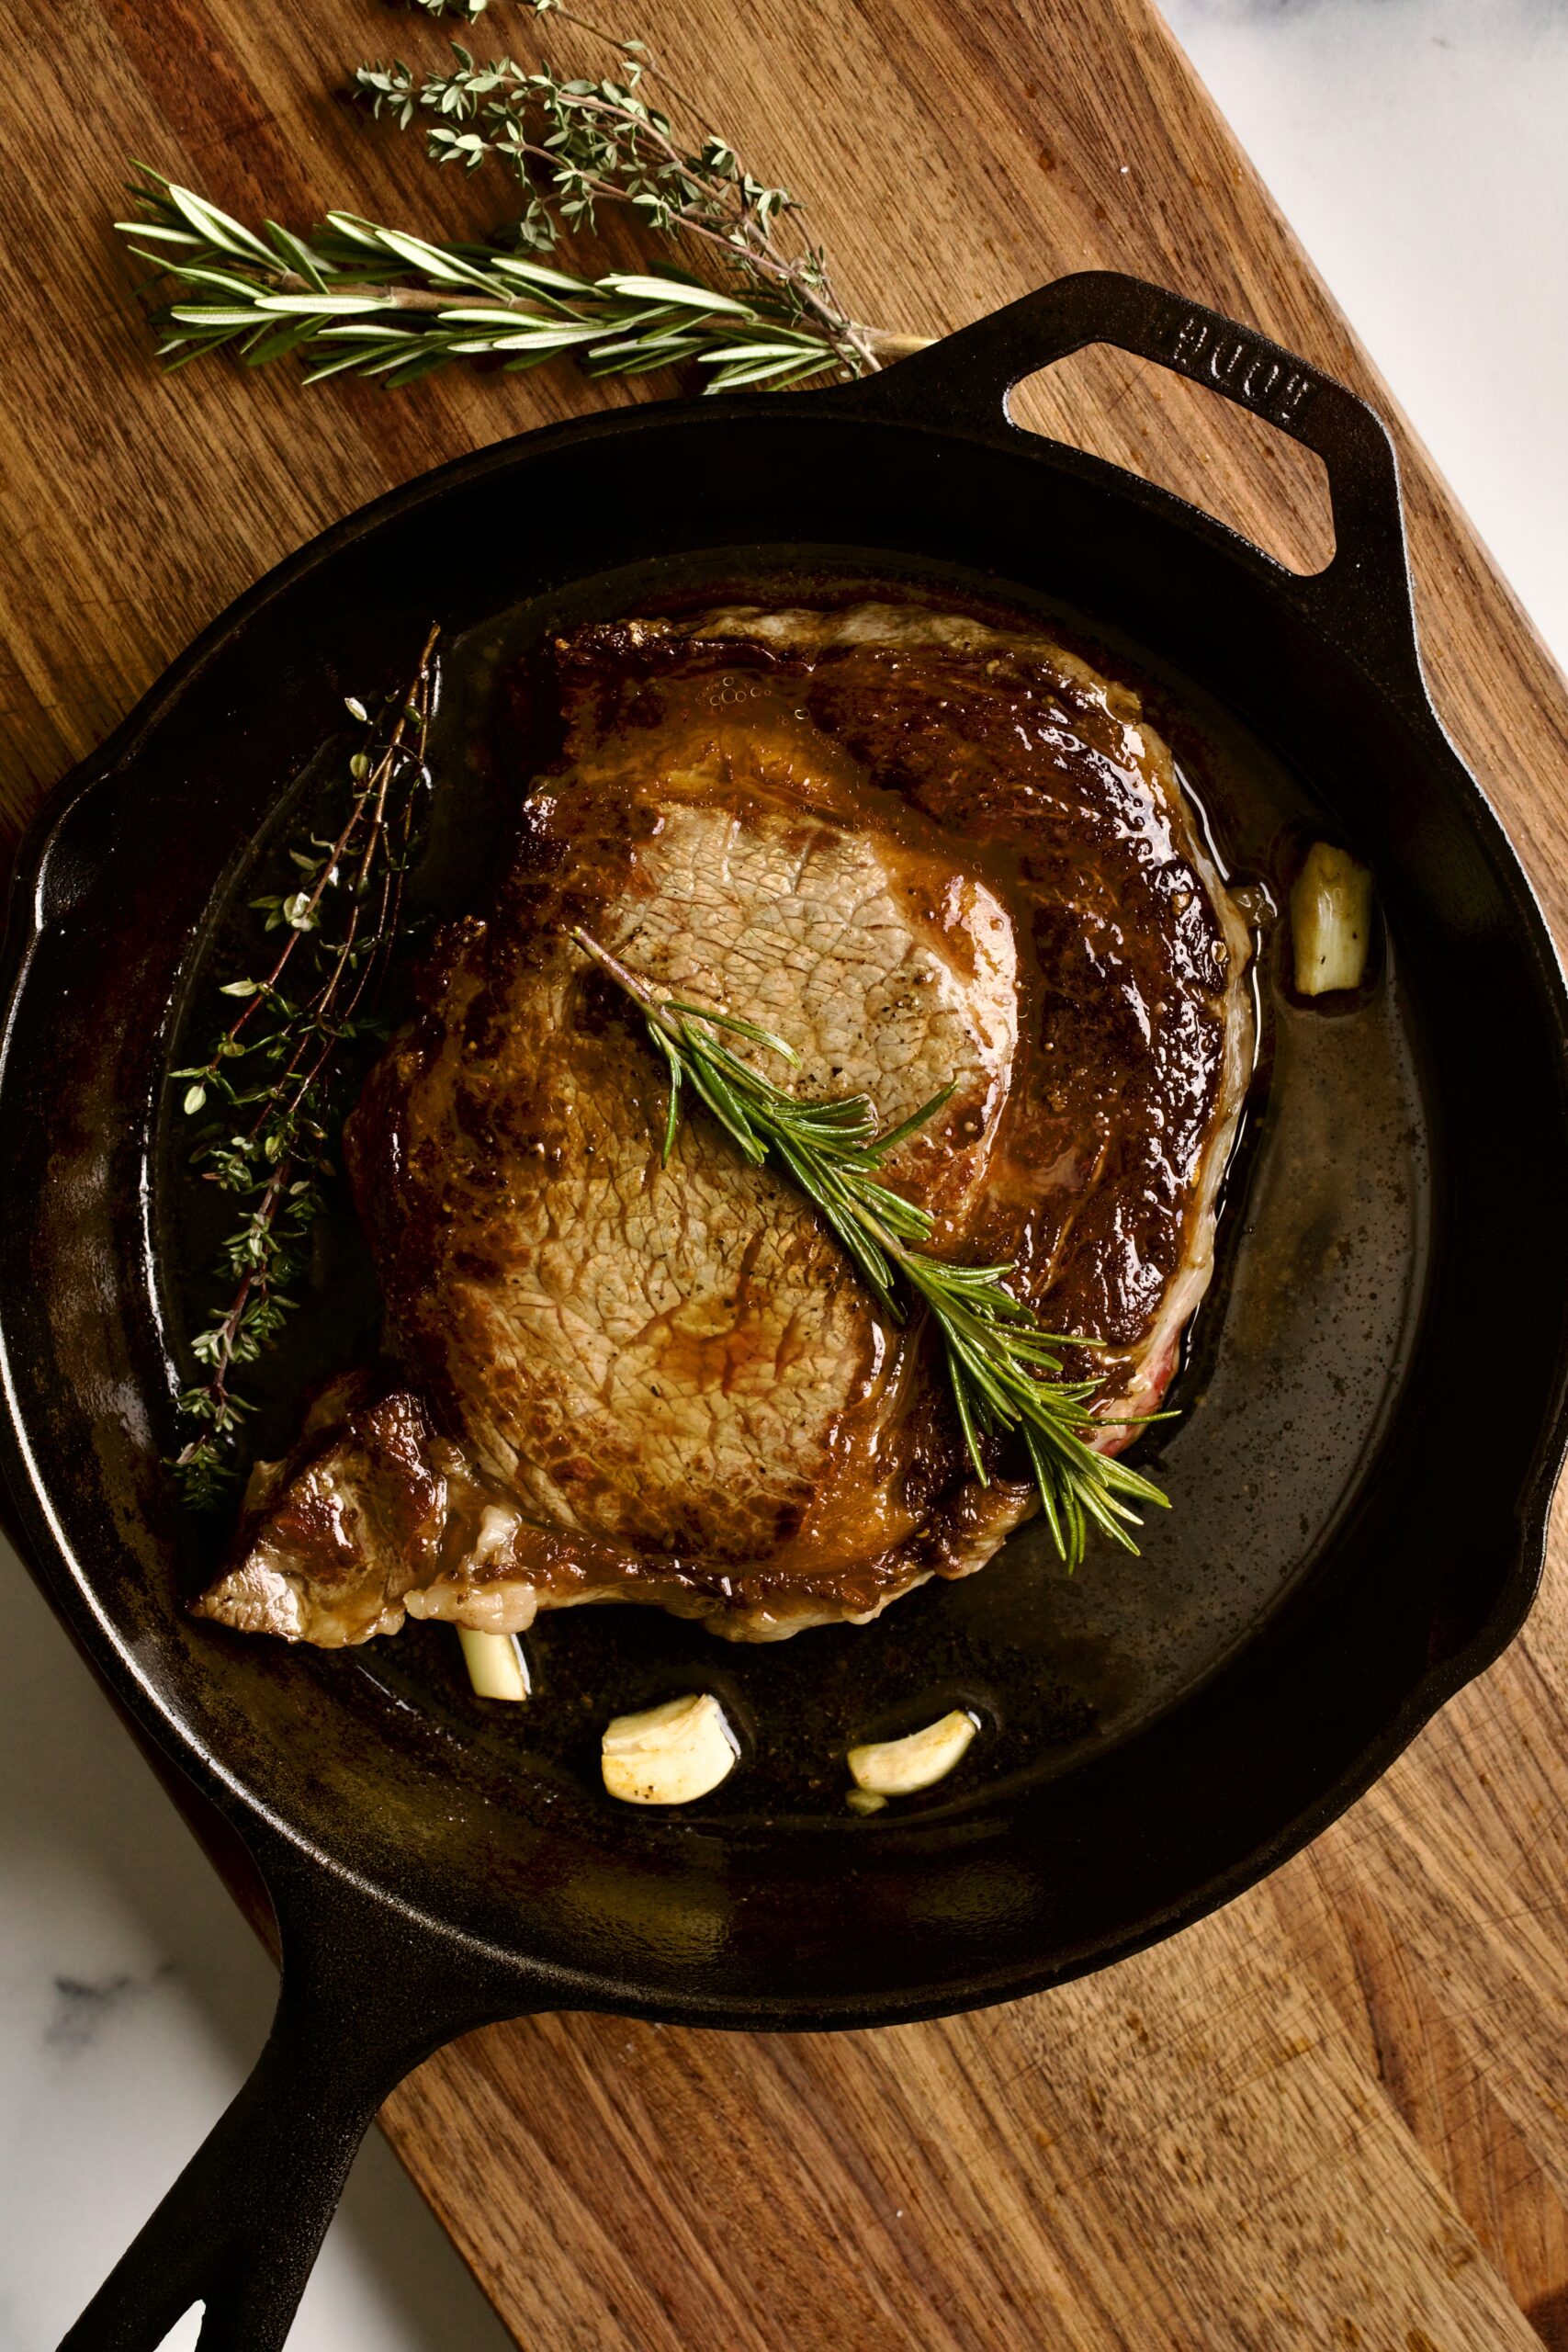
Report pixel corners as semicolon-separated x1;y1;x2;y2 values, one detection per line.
570;927;1170;1568
167;628;440;1508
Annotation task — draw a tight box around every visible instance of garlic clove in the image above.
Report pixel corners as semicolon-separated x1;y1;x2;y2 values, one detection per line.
848;1708;979;1797
602;1691;739;1806
845;1788;888;1816
1291;842;1374;996
457;1626;531;1702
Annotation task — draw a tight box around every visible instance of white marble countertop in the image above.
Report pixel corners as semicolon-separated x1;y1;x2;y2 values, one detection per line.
6;3;1567;2345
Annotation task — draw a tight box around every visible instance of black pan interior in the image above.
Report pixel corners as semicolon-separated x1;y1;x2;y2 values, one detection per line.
4;391;1564;2021
156;545;1429;1815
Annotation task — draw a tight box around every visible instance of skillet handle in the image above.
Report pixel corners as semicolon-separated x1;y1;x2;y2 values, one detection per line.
59;1840;527;2352
841;270;1424;703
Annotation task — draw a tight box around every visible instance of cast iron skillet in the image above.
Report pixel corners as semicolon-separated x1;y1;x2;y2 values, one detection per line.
6;274;1568;2351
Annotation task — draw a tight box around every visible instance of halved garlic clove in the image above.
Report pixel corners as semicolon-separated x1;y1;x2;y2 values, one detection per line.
602;1691;739;1806
457;1626;531;1702
1291;842;1374;996
848;1708;979;1797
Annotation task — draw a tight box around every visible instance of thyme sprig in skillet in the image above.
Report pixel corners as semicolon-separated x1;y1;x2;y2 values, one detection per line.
117;5;929;393
168;628;440;1507
570;928;1169;1568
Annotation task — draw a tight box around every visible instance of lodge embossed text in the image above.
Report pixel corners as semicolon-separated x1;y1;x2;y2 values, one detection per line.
1170;312;1315;428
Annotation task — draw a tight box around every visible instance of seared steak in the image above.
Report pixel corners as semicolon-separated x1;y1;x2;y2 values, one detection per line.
197;605;1252;1645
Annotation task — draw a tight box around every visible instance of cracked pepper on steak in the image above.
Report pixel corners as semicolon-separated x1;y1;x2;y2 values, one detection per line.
197;603;1253;1646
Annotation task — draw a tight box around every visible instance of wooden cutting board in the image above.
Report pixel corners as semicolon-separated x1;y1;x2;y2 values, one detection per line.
7;2;1568;2345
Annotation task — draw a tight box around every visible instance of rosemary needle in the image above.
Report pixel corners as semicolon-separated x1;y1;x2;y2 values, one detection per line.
570;927;1169;1568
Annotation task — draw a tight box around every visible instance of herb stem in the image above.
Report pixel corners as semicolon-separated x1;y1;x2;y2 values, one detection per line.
169;627;441;1507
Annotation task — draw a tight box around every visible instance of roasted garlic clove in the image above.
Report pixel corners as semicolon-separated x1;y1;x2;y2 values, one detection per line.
602;1691;739;1805
457;1626;532;1702
1291;842;1374;995
848;1708;979;1797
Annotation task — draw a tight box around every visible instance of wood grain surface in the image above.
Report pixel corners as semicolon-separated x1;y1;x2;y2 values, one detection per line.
6;1;1568;2346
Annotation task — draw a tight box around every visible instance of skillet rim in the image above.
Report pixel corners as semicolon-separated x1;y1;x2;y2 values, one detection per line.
4;353;1568;2030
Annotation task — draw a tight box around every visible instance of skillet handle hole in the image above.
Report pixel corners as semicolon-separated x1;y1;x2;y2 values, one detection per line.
153;2305;203;2348
1009;342;1337;577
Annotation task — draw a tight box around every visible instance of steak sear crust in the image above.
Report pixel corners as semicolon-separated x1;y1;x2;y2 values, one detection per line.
196;605;1252;1646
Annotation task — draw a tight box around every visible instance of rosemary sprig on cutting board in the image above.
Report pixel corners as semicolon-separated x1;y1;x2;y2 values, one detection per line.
570;928;1169;1568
